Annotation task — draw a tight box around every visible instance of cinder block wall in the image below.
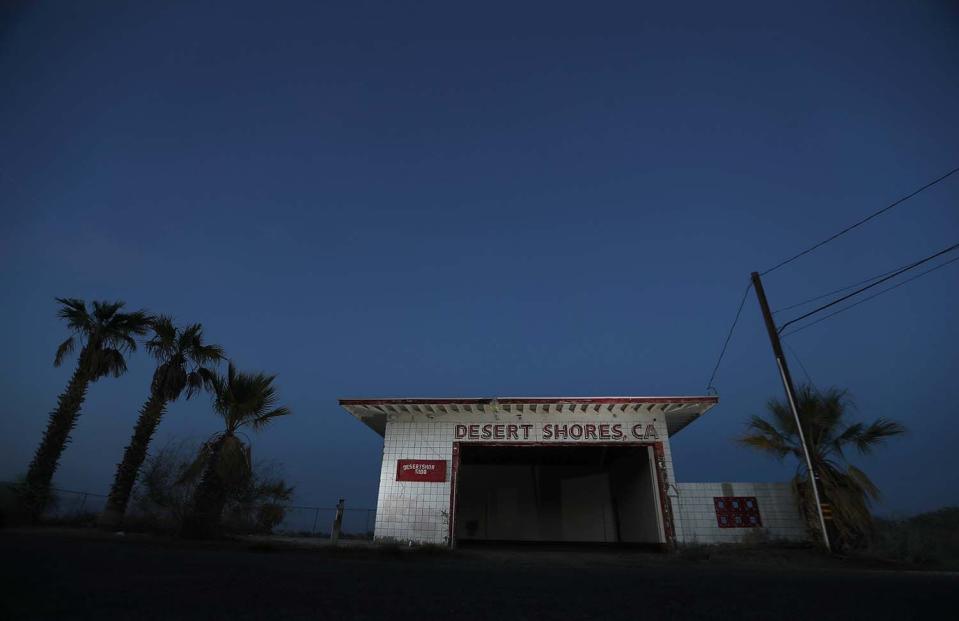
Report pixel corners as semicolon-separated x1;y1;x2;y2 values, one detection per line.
671;482;808;544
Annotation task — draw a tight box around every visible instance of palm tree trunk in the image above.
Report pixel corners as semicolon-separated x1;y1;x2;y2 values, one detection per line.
181;438;228;539
22;358;91;519
99;391;168;529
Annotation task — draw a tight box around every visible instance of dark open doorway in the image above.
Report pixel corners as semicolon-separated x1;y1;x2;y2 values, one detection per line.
452;444;665;545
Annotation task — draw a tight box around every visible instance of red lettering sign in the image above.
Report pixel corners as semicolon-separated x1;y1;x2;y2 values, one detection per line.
457;422;652;442
396;459;447;482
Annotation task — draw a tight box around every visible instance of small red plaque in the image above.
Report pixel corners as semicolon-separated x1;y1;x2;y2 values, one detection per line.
396;459;447;482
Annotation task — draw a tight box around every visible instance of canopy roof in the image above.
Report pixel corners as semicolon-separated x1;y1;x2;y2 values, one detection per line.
339;396;718;438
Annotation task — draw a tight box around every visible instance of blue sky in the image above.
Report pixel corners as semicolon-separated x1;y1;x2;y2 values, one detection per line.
1;1;957;516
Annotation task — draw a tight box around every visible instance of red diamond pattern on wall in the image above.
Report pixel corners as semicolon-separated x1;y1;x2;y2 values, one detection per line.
714;496;762;528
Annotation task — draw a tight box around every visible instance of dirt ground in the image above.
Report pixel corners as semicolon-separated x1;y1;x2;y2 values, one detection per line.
1;529;956;620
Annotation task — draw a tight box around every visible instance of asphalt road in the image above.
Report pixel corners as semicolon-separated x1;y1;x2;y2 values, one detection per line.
1;531;956;620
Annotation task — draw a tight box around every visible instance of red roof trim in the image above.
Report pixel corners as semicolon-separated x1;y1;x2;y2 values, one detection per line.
339;396;718;406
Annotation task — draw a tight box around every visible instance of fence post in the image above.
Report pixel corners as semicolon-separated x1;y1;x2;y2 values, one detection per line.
78;493;88;514
331;498;345;545
311;507;320;536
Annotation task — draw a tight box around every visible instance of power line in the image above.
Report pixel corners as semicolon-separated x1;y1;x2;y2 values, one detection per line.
773;260;918;315
705;281;753;392
777;241;959;334
784;341;820;395
761;166;959;276
781;253;959;338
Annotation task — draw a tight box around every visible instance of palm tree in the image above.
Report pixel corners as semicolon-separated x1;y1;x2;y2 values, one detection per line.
22;298;151;517
180;363;291;538
740;385;905;547
99;317;225;528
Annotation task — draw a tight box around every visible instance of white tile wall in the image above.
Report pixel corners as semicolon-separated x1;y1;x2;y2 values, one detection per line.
375;421;455;544
373;410;673;545
371;410;806;547
670;482;808;545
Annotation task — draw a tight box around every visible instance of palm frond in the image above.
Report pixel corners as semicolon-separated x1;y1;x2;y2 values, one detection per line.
89;348;128;380
56;298;91;332
154;361;188;401
813;387;849;447
118;333;139;354
193;343;225;366
53;336;76;367
114;309;151;339
740;434;793;459
209;368;227;398
739;415;795;459
146;316;178;359
182;323;224;366
185;367;216;399
224;362;238;404
744;414;791;440
824;478;875;537
764;396;797;437
250;406;292;431
852;418;907;455
831;422;864;457
92;300;125;323
845;464;882;501
209;363;291;434
179;323;201;350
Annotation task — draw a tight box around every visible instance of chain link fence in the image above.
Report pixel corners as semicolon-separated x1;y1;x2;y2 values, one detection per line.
276;505;376;540
0;483;109;525
1;482;375;539
43;487;110;521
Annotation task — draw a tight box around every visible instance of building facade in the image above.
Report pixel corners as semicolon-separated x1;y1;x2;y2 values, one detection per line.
340;396;807;546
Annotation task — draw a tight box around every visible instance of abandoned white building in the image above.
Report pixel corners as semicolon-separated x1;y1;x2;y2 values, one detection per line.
339;396;807;546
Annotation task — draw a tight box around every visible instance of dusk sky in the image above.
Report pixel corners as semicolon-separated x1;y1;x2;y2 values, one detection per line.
2;1;957;517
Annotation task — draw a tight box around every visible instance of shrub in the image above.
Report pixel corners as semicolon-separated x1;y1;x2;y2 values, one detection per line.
867;507;959;568
1;478;36;528
130;439;294;535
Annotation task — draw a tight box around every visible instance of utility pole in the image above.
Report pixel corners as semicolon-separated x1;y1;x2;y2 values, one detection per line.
751;271;831;553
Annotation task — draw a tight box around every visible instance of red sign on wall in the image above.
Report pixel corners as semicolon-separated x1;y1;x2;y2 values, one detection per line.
396;459;447;482
714;496;762;528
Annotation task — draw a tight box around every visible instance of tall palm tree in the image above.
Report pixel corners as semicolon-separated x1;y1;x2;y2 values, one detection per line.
740;385;905;547
22;298;151;516
180;363;290;538
99;317;225;528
